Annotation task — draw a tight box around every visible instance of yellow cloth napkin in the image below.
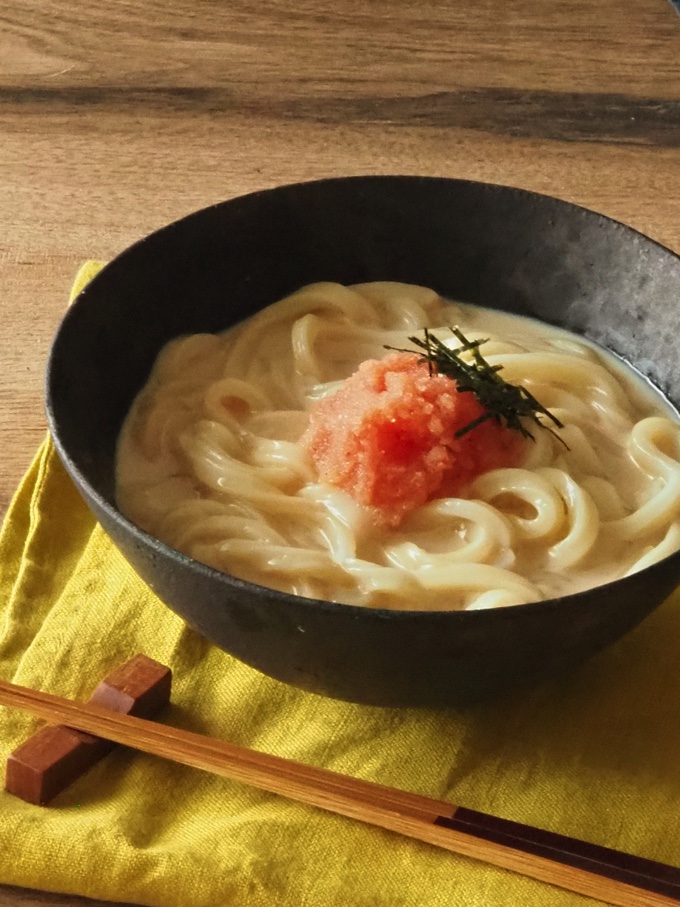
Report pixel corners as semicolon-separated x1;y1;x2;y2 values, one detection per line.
1;266;680;907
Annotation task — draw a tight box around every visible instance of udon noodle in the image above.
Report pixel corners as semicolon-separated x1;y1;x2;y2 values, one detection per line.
116;282;680;610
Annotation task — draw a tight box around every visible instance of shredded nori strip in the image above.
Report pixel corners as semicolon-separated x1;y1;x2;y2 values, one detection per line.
386;327;566;445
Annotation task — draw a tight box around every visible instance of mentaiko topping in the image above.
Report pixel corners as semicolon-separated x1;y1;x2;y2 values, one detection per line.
302;351;524;527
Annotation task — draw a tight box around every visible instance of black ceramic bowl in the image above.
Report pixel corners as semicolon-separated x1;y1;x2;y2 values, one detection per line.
46;176;680;707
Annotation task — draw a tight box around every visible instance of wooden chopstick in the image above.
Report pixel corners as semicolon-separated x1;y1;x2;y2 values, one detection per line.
0;678;678;907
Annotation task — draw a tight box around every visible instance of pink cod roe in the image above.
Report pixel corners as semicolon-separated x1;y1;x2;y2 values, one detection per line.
302;352;523;527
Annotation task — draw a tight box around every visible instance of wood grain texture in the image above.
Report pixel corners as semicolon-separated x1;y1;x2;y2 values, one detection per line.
0;0;679;903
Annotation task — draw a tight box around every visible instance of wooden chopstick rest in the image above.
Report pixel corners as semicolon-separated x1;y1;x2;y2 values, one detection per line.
4;654;171;805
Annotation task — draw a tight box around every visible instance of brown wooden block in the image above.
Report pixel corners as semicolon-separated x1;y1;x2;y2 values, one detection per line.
89;654;172;718
5;654;172;805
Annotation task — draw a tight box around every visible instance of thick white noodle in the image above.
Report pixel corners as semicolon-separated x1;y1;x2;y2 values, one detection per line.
116;282;680;610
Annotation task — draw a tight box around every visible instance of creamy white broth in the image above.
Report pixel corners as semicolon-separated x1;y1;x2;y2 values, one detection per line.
116;282;680;610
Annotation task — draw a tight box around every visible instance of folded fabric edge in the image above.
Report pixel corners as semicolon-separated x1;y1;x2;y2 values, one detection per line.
0;438;52;585
69;260;107;304
1;260;106;662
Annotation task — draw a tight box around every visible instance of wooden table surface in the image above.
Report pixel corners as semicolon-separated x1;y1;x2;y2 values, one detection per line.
1;0;679;904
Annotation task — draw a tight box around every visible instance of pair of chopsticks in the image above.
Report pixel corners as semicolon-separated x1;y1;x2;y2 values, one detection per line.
0;677;678;907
